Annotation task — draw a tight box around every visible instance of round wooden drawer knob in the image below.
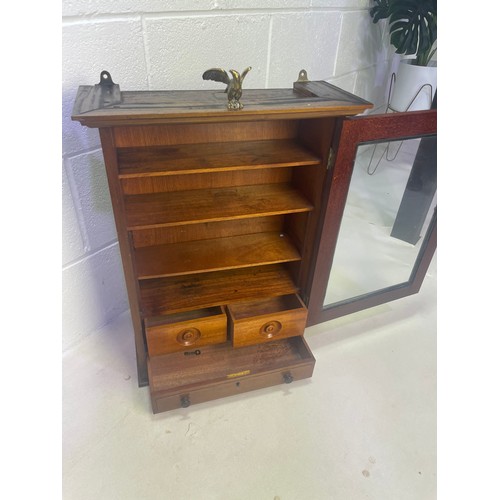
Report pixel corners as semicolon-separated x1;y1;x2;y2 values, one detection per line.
260;320;282;338
177;328;201;346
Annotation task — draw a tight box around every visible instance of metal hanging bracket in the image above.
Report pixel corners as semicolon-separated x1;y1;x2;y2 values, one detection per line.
95;70;121;107
296;69;309;83
97;70;116;87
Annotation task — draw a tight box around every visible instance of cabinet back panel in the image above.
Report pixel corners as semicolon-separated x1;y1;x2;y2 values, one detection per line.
113;120;299;147
132;215;284;247
140;264;299;316
121;167;292;194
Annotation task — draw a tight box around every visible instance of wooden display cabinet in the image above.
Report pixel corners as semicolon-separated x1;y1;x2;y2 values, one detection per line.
72;71;436;413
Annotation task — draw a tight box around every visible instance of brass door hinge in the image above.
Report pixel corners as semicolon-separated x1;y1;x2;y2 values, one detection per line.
326;147;334;170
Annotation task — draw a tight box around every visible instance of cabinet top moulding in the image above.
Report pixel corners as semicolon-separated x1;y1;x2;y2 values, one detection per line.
71;74;373;128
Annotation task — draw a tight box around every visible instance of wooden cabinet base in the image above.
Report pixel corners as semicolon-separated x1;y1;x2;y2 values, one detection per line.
147;336;315;413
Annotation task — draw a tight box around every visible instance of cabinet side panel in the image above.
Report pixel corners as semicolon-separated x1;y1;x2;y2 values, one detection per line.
99;128;149;386
292;118;338;298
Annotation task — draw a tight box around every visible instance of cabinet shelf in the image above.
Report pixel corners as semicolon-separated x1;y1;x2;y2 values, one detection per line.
140;264;298;316
117;139;321;178
135;232;301;280
125;183;313;230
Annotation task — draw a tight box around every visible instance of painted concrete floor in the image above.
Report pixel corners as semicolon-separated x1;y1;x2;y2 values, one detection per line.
63;256;436;500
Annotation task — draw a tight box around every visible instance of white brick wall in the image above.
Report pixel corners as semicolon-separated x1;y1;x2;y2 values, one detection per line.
62;0;393;351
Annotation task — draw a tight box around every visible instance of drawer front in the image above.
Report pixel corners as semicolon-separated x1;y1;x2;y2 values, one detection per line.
147;336;316;413
227;294;308;348
151;360;315;413
145;307;227;356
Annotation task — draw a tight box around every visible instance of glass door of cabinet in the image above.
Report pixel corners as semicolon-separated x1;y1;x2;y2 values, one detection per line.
306;109;437;327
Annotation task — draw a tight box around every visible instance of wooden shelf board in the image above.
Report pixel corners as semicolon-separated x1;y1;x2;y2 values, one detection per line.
135;232;301;280
139;264;298;316
125;183;313;230
117;139;321;178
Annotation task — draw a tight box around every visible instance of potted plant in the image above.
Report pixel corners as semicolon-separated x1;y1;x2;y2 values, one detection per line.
370;0;437;111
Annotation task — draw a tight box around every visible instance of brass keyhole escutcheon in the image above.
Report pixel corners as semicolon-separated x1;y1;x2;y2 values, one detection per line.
177;327;201;346
260;320;282;338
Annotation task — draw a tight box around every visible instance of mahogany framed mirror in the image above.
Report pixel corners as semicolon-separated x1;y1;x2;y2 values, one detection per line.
306;109;437;327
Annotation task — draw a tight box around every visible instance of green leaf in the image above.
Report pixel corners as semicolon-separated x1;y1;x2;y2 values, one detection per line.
426;14;437;46
392;25;412;54
409;23;419;54
369;0;390;23
381;0;437;62
391;20;410;33
419;16;430;54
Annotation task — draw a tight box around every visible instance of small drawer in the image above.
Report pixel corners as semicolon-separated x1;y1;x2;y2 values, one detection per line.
145;306;227;356
227;294;307;348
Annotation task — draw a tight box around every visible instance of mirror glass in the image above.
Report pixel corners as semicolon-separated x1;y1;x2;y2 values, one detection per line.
323;135;437;307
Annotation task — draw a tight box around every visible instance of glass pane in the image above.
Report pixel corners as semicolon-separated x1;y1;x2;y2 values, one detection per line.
323;135;436;307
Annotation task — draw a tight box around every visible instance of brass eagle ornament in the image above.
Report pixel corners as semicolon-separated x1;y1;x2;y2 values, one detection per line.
202;67;252;110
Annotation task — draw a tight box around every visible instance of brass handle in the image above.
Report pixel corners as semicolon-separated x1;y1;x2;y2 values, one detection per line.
180;395;190;408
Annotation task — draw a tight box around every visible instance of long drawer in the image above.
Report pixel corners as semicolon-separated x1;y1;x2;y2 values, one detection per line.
147;336;315;413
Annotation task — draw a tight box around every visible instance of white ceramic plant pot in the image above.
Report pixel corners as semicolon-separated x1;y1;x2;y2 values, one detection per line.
390;59;437;112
